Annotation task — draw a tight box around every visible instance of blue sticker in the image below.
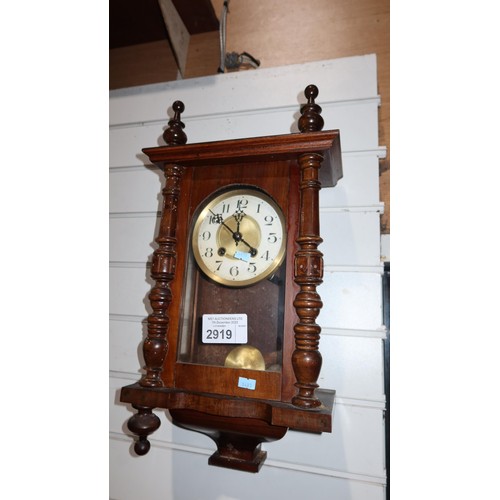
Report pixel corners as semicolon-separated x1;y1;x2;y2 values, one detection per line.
234;250;251;262
238;377;256;390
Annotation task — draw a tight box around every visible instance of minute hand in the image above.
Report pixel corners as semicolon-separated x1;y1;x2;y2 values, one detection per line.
210;210;257;256
236;234;258;257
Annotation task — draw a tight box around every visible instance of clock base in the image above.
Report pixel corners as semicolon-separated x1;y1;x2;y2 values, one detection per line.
120;383;335;472
170;408;287;473
209;449;267;473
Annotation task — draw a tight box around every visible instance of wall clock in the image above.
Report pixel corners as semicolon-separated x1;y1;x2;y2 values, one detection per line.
120;84;343;472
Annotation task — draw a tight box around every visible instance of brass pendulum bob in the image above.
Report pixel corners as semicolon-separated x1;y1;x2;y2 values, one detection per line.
224;345;266;371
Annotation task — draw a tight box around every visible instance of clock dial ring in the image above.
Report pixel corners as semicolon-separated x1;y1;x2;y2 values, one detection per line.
191;186;286;287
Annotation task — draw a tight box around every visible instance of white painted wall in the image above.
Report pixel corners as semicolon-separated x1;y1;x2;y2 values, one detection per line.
109;55;387;500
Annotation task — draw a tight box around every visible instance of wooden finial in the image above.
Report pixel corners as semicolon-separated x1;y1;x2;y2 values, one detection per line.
163;100;188;146
298;84;324;133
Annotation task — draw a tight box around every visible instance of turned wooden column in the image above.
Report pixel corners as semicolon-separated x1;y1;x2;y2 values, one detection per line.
140;101;187;388
292;85;326;408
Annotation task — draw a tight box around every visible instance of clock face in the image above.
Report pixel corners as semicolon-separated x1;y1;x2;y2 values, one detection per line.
192;187;286;287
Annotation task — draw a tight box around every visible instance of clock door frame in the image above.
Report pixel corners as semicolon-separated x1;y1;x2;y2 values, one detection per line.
162;159;300;402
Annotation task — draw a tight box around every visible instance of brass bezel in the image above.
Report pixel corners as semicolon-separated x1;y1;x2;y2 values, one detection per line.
191;187;286;287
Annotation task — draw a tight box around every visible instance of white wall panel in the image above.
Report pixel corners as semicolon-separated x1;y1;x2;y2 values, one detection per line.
109;216;158;263
168;443;385;500
109;318;145;374
266;404;385;477
110;438;175;500
177;100;380;148
320;271;383;330
109;55;387;499
320;154;382;208
110;55;378;126
319;335;385;401
109;167;163;214
109;267;151;317
109;100;379;168
321;211;381;267
110;436;385;500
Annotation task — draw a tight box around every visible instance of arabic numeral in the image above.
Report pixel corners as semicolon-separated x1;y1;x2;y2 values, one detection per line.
201;230;211;241
206;328;232;340
247;262;257;273
264;215;274;225
209;214;223;224
267;233;277;243
204;247;214;258
230;265;239;277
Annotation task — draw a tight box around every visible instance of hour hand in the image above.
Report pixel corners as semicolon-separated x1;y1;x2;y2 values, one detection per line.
233;231;257;256
211;209;257;255
210;210;236;238
233;209;246;231
243;242;257;256
232;210;257;254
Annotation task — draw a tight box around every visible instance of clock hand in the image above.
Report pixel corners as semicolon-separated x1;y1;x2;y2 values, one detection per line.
233;209;245;234
244;243;258;257
210;211;239;241
227;225;257;255
232;210;256;252
209;209;258;255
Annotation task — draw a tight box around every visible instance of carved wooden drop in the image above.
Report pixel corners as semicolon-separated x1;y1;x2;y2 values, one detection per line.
120;85;342;472
127;405;161;456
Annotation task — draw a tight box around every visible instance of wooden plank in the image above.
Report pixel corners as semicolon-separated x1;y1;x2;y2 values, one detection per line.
172;0;219;34
158;0;190;75
184;31;220;79
174;364;282;400
109;0;168;48
109;41;179;89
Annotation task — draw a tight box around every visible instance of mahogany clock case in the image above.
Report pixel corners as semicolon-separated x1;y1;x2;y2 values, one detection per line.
120;85;342;472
